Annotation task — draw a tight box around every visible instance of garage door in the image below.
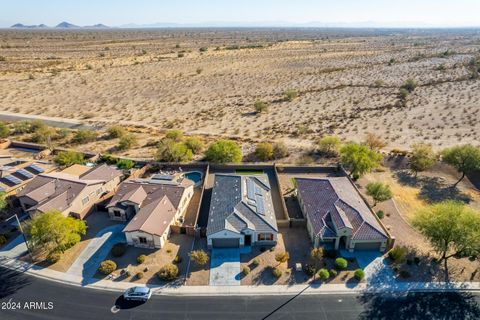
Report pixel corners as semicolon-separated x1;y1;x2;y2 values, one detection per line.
354;242;381;251
212;238;240;248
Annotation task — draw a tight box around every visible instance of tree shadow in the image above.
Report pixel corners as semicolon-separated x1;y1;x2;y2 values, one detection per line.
0;266;32;299
395;171;472;204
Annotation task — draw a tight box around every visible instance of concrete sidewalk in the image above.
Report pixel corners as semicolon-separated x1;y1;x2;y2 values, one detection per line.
0;255;479;297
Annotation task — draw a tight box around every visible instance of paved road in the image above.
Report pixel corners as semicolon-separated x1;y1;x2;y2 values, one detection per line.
1;267;479;320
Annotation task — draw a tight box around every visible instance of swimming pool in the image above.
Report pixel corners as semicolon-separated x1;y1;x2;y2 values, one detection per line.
184;171;203;185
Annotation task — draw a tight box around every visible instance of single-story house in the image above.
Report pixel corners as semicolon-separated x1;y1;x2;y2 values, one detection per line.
16;164;123;219
207;174;278;248
295;177;389;252
106;176;194;249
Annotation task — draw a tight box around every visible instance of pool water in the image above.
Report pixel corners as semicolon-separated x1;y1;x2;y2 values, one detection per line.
185;171;202;184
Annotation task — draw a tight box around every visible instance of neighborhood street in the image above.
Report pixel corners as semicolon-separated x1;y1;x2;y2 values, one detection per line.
1;266;479;320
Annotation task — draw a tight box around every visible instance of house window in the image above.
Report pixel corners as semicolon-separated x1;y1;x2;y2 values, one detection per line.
114;210;121;217
82;196;89;205
258;233;273;241
139;237;147;244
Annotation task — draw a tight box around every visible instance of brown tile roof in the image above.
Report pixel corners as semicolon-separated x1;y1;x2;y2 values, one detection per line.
123;195;176;236
79;164;123;181
296;177;388;241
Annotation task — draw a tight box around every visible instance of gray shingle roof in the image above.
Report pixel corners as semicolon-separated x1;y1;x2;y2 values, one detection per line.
296;177;388;241
207;174;278;236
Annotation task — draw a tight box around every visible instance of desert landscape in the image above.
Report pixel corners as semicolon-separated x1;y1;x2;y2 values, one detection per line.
1;28;479;156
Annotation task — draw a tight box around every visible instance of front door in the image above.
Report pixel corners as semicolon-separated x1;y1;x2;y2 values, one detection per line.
244;235;252;246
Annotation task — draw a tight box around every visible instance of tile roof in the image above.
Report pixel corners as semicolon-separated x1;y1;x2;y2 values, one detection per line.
207;174;278;236
296;177;388;241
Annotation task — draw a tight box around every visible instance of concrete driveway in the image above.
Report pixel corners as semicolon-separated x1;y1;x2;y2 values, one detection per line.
209;248;241;286
340;250;395;285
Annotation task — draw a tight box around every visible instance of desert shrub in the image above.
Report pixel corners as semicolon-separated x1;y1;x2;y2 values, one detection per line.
116;159;135;170
252;259;260;267
334;258;348;270
14;121;32;134
318;135;341;157
205;140;242;163
254;100;268;113
107;125;126;139
157;139;193;162
118;134;137;150
0;122;10;139
399;88;410;99
53;151;84;167
273;141;289;159
173;255;182;264
31;125;57;144
196;68;203;74
284;89;298;101
184;137;204;154
0;234;7;246
189;250;209;266
72;129;97;144
354;269;365;280
125;270;131;277
275;251;290;265
158;263;179;281
111;243;127;257
46;251;61;263
366;182;393;206
165;129;183;142
199;47;208;52
136;272;144;279
272;267;282;278
242;266;250;275
402;79;417;92
177;52;184;58
364;132;387;151
318;268;330;280
329;269;338;277
303;264;316;277
376;210;385;219
99;260;117;275
255;142;274;161
137;254;146;264
388;246;407;263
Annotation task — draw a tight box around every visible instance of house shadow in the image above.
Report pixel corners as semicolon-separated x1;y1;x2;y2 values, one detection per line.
0;265;32;299
395;171;472;204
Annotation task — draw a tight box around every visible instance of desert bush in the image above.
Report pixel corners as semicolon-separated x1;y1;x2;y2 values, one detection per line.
318;135;341;157
410;143;437;175
157;139;193;162
275;251;289;265
388;246;407;263
177;52;185;58
340;142;382;178
402;79;418;92
137;254;146;264
318;268;330;280
72;129;97;144
0;122;10;139
13;121;32;134
118;134;137;150
242;266;250;275
111;243;127;257
199;47;208;52
99;260;117;275
165;129;184;141
31;125;57;144
329;269;338;277
136;272;144;279
184;137;204;154
254;100;268;113
53;151;84;167
189;250;209;266
272;267;282;278
255;142;274;161
158;263;179;281
46;251;61;263
107;125;126;139
116;159;135;170
354;269;365;280
364;132;387;151
284;89;298;101
205;140;242;163
252;259;260;267
273;141;289;159
334;258;348;270
366;182;393;206
376;210;385;219
303;264;316;277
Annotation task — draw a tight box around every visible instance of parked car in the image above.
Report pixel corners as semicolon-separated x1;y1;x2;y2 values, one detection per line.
123;286;152;301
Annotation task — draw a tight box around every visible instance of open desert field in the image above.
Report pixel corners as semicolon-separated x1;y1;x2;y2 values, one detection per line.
1;28;479;152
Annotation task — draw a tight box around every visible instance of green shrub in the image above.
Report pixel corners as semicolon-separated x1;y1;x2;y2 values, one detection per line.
272;267;282;278
318;268;330;280
0;122;10;139
303;264;316;277
184;137;204;154
157;139;193;162
205;140;242;163
107;126;126;139
252;259;260;267
53;151;84;167
72;129;97;144
354;269;365;280
116;159;135;170
0;234;7;246
388;246;407;263
136;272;144;279
118;134;137;150
99;260;117;275
255;142;274;161
189;250;209;266
254;100;268;113
165;129;183;141
273;142;289;159
376;210;385;219
158;263;179;281
14;121;32;134
46;251;61;263
99;153;117;165
334;258;348;270
242;266;250;275
284;89;298;101
137;254;146;264
111;243;126;257
329;269;338;277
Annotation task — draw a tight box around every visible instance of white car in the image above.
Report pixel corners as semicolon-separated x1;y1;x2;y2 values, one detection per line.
123;286;152;301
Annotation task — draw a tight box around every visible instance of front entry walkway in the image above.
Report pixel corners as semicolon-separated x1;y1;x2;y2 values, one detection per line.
209;248;241;286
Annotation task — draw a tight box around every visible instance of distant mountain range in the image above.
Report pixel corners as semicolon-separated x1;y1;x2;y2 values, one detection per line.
10;22;109;29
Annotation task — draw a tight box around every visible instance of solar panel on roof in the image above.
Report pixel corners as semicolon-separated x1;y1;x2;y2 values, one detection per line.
14;169;34;179
4;175;22;185
26;164;44;174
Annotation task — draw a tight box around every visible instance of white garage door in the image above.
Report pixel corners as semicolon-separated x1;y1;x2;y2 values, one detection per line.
212;238;240;248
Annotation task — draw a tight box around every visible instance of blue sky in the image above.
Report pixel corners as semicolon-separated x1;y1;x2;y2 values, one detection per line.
1;0;480;27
